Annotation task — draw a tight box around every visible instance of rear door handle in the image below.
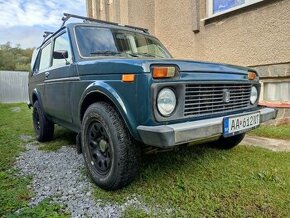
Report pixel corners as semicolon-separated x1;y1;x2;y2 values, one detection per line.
45;72;50;79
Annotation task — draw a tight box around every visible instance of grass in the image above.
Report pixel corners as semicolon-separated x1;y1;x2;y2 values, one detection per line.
249;124;290;140
94;145;290;217
123;207;149;218
0;103;34;216
0;103;290;217
0;103;72;217
6;199;70;218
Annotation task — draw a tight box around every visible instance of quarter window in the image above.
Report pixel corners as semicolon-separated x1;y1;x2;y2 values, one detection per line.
53;32;72;67
207;0;263;16
39;43;52;71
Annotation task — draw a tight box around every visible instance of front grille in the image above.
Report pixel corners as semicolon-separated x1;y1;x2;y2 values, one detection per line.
184;83;252;117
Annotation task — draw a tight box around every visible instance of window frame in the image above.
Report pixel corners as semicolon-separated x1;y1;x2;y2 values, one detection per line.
52;31;73;68
206;0;264;18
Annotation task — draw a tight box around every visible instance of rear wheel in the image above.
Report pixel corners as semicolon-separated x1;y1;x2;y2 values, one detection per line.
32;101;54;142
209;133;245;149
81;102;140;190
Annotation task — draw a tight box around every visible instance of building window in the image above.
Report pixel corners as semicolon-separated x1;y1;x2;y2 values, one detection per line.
207;0;263;17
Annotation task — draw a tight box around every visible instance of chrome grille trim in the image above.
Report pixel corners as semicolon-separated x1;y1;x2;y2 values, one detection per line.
184;83;252;117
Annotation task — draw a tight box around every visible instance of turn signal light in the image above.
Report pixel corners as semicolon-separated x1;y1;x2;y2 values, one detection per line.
152;66;177;79
122;74;135;82
248;71;257;80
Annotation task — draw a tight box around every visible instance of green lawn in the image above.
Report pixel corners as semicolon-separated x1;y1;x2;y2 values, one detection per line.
95;145;290;217
249;124;290;140
0;103;290;217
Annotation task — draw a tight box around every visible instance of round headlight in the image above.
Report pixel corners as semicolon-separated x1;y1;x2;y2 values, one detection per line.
250;86;258;105
157;88;177;116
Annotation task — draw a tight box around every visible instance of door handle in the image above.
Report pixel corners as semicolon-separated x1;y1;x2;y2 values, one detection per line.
45;72;50;79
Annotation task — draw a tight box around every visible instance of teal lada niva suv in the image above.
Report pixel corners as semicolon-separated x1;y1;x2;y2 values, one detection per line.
28;13;277;190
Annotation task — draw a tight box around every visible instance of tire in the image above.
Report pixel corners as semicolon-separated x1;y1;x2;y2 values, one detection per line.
209;133;246;150
32;101;54;142
81;102;140;190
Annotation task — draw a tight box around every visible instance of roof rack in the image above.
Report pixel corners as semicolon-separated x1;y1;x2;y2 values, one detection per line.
61;13;149;33
42;31;54;41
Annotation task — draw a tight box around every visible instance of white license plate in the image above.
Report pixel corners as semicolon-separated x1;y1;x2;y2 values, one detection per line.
224;112;260;136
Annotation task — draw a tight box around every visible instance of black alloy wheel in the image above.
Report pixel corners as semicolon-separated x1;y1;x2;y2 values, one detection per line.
87;121;112;175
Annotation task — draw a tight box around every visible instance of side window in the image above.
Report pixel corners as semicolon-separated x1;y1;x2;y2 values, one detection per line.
39;43;52;71
52;32;72;67
32;50;41;75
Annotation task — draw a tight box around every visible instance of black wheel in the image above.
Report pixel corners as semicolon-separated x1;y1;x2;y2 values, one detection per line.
81;102;140;190
32;101;54;142
209;133;245;150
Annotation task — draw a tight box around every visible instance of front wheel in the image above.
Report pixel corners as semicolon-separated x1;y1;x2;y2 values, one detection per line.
81;102;140;190
209;133;246;150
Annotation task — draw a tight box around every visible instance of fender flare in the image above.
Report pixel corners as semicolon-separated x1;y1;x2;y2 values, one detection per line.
79;81;139;139
31;88;44;108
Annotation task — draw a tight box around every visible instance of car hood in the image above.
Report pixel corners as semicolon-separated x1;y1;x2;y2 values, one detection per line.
77;58;253;75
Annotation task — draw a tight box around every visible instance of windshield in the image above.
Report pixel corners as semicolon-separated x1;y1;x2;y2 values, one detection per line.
75;26;172;58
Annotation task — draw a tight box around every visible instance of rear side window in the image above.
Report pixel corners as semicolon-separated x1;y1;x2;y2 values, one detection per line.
39;43;52;71
31;48;39;71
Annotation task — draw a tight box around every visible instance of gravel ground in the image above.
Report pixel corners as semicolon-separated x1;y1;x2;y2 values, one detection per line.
15;142;152;217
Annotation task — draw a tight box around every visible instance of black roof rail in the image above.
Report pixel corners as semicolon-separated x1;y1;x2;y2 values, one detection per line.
61;13;149;33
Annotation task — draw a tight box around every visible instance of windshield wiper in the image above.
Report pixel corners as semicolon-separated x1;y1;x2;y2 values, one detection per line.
131;52;163;58
90;50;121;56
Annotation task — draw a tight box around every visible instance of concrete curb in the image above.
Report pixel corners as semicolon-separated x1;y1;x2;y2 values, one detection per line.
242;135;290;152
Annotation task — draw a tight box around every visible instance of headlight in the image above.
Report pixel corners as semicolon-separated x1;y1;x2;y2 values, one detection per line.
250;86;258;105
157;88;177;116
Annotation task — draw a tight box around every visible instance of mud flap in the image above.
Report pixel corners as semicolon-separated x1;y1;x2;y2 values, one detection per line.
76;133;82;154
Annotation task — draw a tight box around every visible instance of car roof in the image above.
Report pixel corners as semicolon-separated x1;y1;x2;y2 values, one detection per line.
40;22;151;48
40;13;151;48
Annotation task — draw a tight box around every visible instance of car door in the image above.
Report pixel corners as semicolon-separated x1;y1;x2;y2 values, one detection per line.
44;30;78;123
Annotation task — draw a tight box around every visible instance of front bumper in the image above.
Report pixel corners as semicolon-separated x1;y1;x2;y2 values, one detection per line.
137;107;277;148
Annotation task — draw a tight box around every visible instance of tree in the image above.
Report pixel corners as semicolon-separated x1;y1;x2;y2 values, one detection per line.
0;42;34;71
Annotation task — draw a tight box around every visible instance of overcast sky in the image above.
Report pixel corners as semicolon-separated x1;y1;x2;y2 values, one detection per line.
0;0;86;48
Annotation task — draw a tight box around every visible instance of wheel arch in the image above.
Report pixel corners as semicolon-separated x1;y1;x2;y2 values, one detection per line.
79;84;139;140
31;88;44;108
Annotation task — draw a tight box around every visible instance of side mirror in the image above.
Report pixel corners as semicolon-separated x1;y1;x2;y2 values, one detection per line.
53;50;68;59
